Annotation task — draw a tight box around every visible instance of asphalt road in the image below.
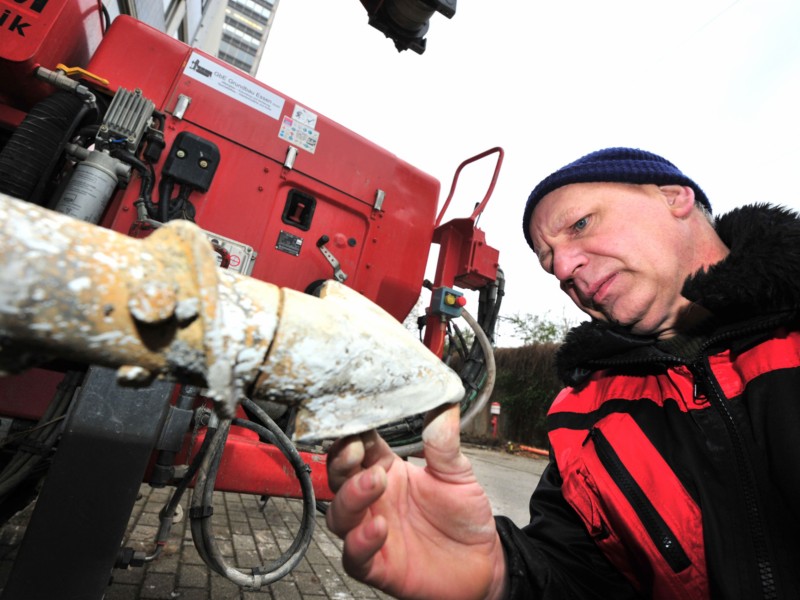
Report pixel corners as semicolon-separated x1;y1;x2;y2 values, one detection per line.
411;443;548;528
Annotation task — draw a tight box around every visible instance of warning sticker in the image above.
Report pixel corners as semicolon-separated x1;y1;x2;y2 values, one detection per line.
278;116;319;154
292;105;318;128
183;51;285;120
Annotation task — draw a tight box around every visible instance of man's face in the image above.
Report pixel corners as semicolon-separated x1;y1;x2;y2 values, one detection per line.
529;182;695;337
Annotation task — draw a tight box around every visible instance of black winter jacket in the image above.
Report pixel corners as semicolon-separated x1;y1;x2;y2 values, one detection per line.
496;204;800;599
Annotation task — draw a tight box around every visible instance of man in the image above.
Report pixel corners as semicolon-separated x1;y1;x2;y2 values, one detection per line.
325;147;800;599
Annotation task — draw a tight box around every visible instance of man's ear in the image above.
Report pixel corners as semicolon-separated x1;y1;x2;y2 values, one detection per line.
659;185;695;217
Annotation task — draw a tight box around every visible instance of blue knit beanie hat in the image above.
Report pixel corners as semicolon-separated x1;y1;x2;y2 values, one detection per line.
522;147;711;250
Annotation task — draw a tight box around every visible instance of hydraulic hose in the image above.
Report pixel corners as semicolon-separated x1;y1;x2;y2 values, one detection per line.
392;306;496;458
452;309;497;430
0;92;95;206
0;370;83;498
232;418;277;445
111;149;157;219
189;399;316;589
144;418;219;562
381;268;503;454
189;418;229;573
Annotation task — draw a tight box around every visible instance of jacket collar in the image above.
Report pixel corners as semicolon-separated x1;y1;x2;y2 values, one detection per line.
556;203;800;386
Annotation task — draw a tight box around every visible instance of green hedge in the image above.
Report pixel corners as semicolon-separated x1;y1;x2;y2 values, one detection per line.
490;343;563;448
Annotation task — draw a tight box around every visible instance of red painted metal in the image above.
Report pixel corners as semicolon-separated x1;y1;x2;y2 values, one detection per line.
0;369;64;421
91;16;440;322
0;7;502;503
423;148;503;350
174;427;335;501
0;0;103;108
429;147;502;291
7;10;438;498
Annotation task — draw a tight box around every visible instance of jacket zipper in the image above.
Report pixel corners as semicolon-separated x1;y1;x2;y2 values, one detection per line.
692;358;777;600
585;427;691;573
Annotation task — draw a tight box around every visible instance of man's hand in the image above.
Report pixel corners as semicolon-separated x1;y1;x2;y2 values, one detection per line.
325;404;508;600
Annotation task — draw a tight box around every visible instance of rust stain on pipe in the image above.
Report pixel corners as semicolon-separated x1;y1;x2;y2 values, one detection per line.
0;193;277;417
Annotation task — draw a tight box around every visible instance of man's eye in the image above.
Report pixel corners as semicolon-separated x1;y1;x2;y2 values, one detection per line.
573;217;589;231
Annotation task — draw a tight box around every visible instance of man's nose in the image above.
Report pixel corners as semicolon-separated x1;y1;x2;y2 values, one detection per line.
552;246;585;283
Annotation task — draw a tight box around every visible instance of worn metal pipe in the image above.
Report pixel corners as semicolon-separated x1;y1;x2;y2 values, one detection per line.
0;193;464;440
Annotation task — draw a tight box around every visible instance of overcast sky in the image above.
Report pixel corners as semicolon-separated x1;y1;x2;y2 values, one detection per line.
258;0;800;345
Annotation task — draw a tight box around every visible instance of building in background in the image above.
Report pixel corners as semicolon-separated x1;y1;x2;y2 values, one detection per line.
190;0;278;75
106;0;279;76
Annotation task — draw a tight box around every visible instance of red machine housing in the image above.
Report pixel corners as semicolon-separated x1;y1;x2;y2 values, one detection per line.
0;6;501;493
0;12;451;496
0;0;103;112
0;1;501;595
94;16;440;322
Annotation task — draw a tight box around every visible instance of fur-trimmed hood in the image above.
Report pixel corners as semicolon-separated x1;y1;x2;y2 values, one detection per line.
556;203;800;386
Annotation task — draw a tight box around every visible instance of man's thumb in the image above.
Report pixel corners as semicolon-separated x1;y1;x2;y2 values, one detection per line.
421;403;472;478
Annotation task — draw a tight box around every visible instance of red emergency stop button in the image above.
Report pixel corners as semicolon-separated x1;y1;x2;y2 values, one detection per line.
444;293;466;307
432;287;466;317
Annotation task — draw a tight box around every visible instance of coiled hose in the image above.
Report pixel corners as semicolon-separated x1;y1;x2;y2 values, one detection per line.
382;269;504;456
390;307;496;457
189;399;316;589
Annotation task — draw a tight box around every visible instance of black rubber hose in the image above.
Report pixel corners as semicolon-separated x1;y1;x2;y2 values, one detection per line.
145;422;218;562
390;306;497;458
0;92;93;206
0;370;82;498
110;149;157;218
190;419;229;575
190;402;316;589
158;177;173;223
99;1;110;32
232;418;277;445
381;270;503;451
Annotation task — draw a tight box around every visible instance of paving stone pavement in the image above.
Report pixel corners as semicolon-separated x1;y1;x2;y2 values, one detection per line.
0;484;393;600
0;444;544;599
111;485;394;600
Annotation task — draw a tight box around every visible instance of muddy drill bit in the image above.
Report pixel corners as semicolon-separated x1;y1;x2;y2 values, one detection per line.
0;193;464;439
